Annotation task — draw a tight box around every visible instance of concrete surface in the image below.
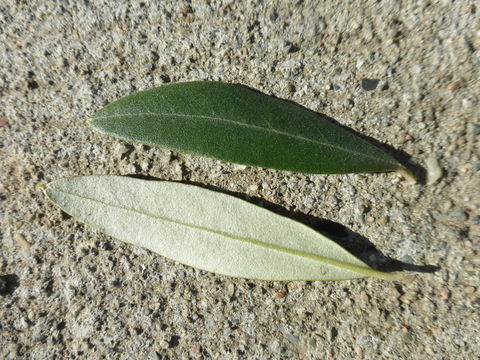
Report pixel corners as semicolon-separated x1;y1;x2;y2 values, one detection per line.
1;1;479;359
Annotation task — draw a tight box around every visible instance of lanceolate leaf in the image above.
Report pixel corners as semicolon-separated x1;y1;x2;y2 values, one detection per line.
90;81;404;174
44;176;402;281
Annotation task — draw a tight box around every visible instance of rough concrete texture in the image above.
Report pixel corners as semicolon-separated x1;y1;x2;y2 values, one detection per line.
1;0;479;359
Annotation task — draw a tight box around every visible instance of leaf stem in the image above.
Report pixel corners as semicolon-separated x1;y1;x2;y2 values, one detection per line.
397;166;417;184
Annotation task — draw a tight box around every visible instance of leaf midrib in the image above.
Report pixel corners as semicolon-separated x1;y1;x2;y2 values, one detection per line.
53;187;378;277
94;112;398;167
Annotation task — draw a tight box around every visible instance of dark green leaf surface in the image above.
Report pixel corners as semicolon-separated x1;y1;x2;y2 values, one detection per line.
90;81;403;174
44;175;403;281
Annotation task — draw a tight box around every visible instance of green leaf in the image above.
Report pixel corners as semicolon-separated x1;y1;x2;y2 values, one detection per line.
44;176;403;281
90;81;405;174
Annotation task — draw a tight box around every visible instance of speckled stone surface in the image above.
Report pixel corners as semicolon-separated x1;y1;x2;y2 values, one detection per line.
1;1;479;359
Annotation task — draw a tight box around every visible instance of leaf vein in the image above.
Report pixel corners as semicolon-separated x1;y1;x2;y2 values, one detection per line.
94;112;398;166
55;188;377;275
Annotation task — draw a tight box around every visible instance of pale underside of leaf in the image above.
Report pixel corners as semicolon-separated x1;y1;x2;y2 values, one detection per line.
45;176;402;281
90;82;403;174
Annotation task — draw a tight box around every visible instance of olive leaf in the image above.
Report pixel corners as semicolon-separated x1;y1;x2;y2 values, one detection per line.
90;81;408;175
44;176;403;281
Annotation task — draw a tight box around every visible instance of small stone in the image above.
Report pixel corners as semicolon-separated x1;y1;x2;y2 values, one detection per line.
427;326;444;337
269;10;278;22
274;291;286;299
402;274;416;283
286;282;299;291
378;216;388;226
126;164;135;173
232;164;247;170
41;216;52;228
14;233;32;249
361;78;379;91
469;122;480;135
344;98;355;108
180;4;193;15
441;200;453;212
453;210;468;222
446;143;457;152
388;287;401;298
247;184;258;192
285;84;296;93
440;289;451;300
298;179;308;187
399;132;413;143
425;156;442;185
192;344;202;353
359;291;369;304
401;326;409;333
174;163;182;174
457;137;466;146
226;283;235;296
287;334;300;344
458;163;472;173
116;143;130;154
141;161;150;171
330;327;338;341
0;117;8;127
286;43;300;53
464;286;476;294
158;339;170;349
447;79;463;92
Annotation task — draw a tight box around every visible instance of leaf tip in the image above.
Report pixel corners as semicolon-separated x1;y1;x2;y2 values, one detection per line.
39;182;55;203
363;269;406;281
39;182;55;204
